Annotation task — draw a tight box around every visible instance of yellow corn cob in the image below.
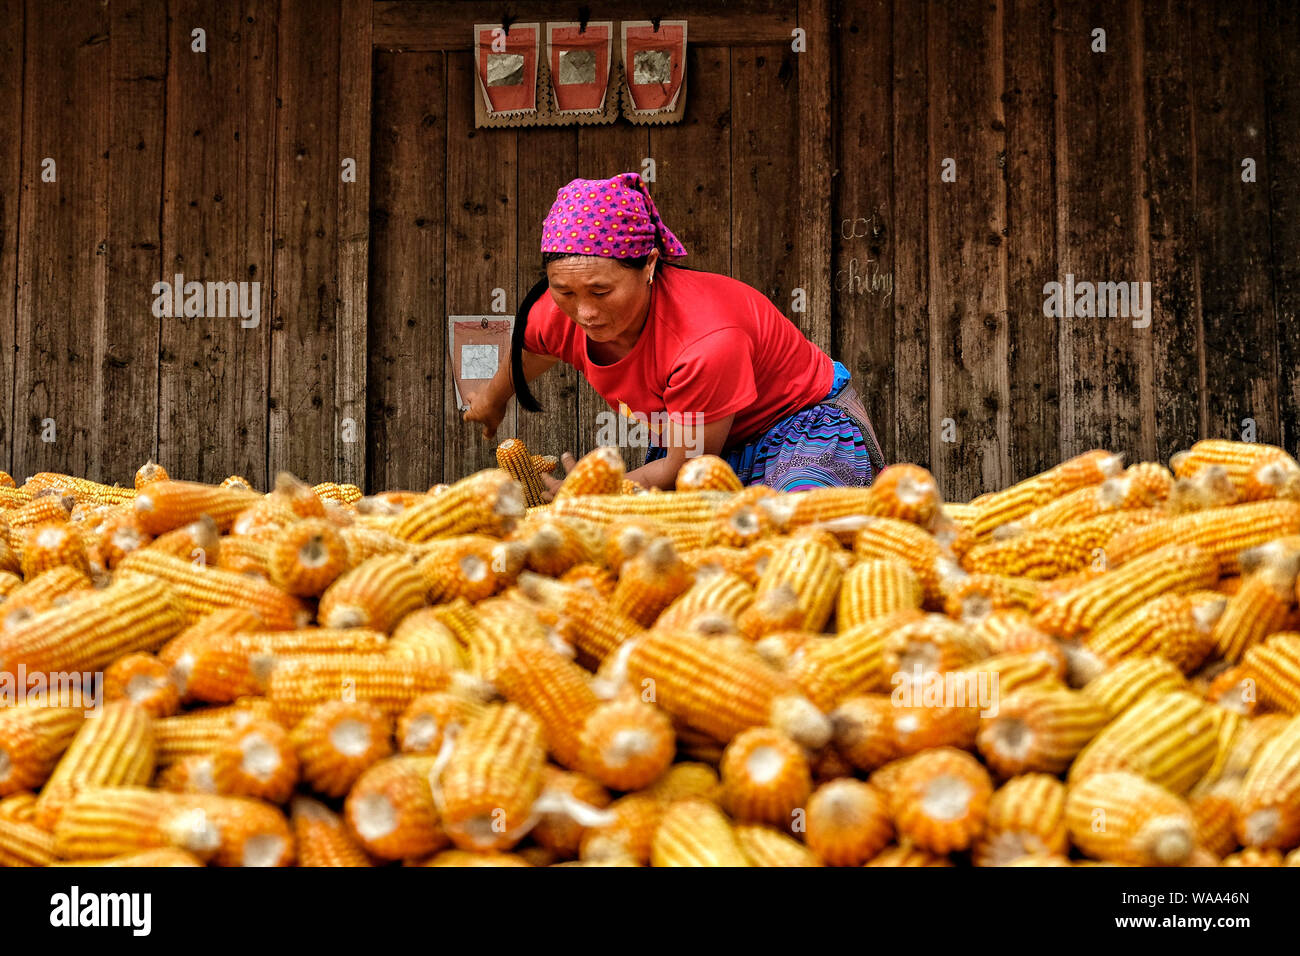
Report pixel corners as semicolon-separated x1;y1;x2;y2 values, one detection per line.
1201;713;1291;789
860;464;941;525
531;768;611;859
838;559;923;628
512;514;605;576
736;583;806;641
291;796;373;867
1065;771;1196;865
214;535;271;578
962;509;1163;580
719;726;812;827
655;571;753;632
34;700;156;829
1082;655;1189;719
0;471;14;488
1010;484;1106;532
184;794;294;866
1222;847;1285;866
1236;714;1300;848
386;610;464;668
647;763;721;805
676;454;744;493
436;703;547;852
24;472;136;506
805;778;893;866
0;565;94;628
344;754;446;860
173;628;388;704
576;695;675;791
976;686;1109;777
133;461;169;489
291;700;393;798
518;574;644;670
577;792;662;864
1203;664;1260;714
555;447;625;498
389;470;525;543
396;691;485;756
968;450;1124;538
864;843;954;866
157;607;263;669
1032;544;1219;639
81;512;150;573
416;535;525;604
156;754;217;795
266;472;325;520
610;538;692;627
103;653;181;718
145;513;221;564
972;773;1068;866
18;522;89;579
891;747;993;854
115;550;306;630
211;718;299;803
1188;778;1241;857
497;438;550;508
1243;633;1300;714
787;611;921;711
1212;545;1300;664
493;639;600;769
550;490;727;526
4;494;73;549
1166;464;1239;513
132;480;260;535
955;650;1063;697
706;486;780;549
827;695;899;772
852;517;956;607
51;787;220;861
1171;439;1300;500
338;525;411;566
882;614;992;682
734;823;823;866
1108;500;1300;575
1074;592;1221;682
267;655;455;727
0;791;38;822
317;554;426;632
0;576;185;678
0;706;85;796
50;847;206;867
153;699;274;766
753;535;843;632
650;798;750;867
437;596;551;682
623;628;830;748
1069;690;1222;794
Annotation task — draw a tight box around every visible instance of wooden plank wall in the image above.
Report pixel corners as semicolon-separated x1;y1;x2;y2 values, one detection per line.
0;0;1296;501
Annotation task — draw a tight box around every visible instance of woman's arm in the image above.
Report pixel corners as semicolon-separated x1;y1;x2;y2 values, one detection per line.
625;414;735;490
464;349;560;440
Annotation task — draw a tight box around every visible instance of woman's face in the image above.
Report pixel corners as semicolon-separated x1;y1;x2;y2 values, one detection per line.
546;253;656;343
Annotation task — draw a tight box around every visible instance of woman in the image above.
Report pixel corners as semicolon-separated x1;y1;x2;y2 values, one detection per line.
465;172;885;493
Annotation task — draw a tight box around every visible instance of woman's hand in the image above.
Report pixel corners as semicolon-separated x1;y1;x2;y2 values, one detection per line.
462;389;509;441
537;452;577;502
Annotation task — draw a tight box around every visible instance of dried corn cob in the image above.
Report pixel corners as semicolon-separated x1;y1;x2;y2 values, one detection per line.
1212;541;1300;663
1106;500;1300;574
267;655;455;726
968;450;1124;538
0;706;85;796
52;787;220;861
891;747;993;854
115;550;306;629
720;726;812;827
518;574;644;670
82;512;150;572
805;779;893;866
18;522;89;579
318;553;426;631
156;754;217;795
579;793;661;864
549;491;726;526
1065;771;1196;865
390;470;525;543
1082;656;1189;719
291;796;372;867
651;798;750;867
577;695;675;791
512;514;605;576
157;607;263;668
753;534;843;632
339;525;411;566
610;537;692;627
183;794;293;866
344;754;446;860
972;773;1068;866
1078;592;1222;680
962;509;1162;580
103;653;181;718
153;699;274;766
530;769;611;860
1;565;94;628
1188;778;1240;857
656;571;753;632
734;823;823;866
1166;465;1239;513
397;691;485;756
132;480;259;535
493;639;600;769
853;517;956;607
24;473;136;507
977;686;1109;777
1236;714;1300;849
386;610;464;669
787;611;920;711
838;559;923;628
417;535;525;604
497;438;550;508
883;614;992;682
0;791;37;822
1243;633;1300;714
147;514;220;564
555;447;625;498
436;703;547;852
291;700;393;798
676;454;744;493
211;718;299;803
35;701;156;829
1171;439;1300;501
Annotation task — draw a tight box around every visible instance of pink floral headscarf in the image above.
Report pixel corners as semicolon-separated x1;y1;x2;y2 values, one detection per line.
540;172;688;260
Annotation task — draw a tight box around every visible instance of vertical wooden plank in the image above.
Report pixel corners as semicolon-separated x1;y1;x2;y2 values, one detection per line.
1142;0;1203;459
926;0;1009;501
271;0;341;484
1192;0;1279;443
833;0;895;466
13;0;109;481
575;121;647;462
730;46;800;320
796;0;833;354
891;0;930;473
99;0;167;484
336;0;371;489
444;53;518;484
516;128;580;461
1052;0;1146;463
650;46;732;276
0;0;22;476
1003;0;1060;484
1265;0;1300;450
366;51;445;492
160;0;276;488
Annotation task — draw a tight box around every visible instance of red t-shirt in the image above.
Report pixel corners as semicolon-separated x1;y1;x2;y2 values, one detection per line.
523;266;834;446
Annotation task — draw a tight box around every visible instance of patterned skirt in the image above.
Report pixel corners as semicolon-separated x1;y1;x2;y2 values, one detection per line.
644;362;886;491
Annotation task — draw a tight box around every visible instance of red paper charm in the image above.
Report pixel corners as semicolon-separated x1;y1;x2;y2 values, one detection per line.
546;21;614;114
620;20;687;116
474;22;540;117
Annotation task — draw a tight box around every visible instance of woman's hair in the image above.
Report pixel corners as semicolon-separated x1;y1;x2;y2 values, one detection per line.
511;254;686;413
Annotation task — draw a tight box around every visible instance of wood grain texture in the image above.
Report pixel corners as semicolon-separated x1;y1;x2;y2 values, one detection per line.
366;51;446;492
271;0;342;484
1265;0;1300;452
99;0;167;484
0;0;22;476
796;0;833;354
159;0;275;488
444;52;519;484
336;0;372;490
833;0;895;466
1191;0;1279;443
1003;0;1060;484
13;0;109;481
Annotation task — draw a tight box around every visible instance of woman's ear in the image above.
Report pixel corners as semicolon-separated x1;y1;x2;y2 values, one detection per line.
645;248;660;284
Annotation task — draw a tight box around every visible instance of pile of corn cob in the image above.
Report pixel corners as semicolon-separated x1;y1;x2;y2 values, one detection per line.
2;437;1300;867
